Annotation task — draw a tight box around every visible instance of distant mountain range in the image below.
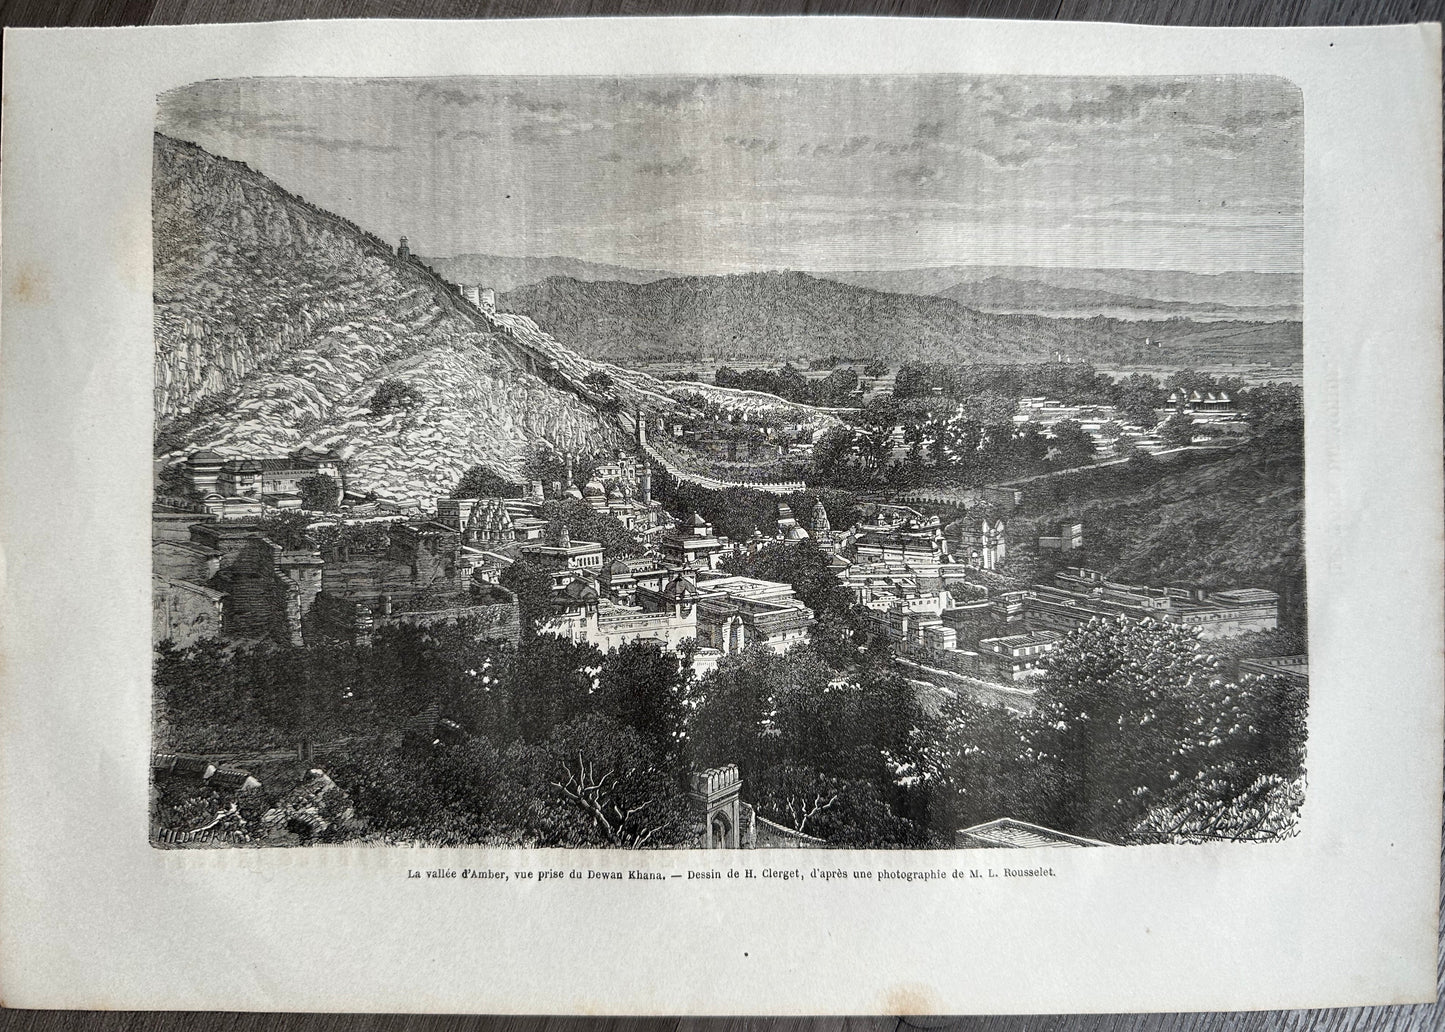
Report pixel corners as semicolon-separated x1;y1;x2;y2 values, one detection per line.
930;277;1298;323
499;271;1302;369
824;264;1301;314
436;253;1300;323
421;253;676;293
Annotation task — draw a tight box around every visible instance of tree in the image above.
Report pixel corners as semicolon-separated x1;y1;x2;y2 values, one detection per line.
688;645;805;781
722;539;852;623
1131;772;1304;844
597;640;690;762
1023;617;1306;843
582;370;615;391
753;764;840;835
368;378;425;416
545;714;691;848
451;464;519;499
863;359;889;379
1160;411;1197;449
538;499;638;559
298;473;339;511
811;426;855;480
252;510;318;551
1049;419;1096;467
499;558;555;639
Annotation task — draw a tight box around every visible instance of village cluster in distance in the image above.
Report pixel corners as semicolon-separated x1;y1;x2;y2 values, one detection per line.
151;77;1307;851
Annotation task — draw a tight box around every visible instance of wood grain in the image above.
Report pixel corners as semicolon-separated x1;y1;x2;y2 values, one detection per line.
0;0;1440;1027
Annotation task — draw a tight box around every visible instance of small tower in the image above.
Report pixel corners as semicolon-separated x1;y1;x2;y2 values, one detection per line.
638;461;652;506
635;409;648;448
480;288;496;315
186;449;225;495
397;236;410;261
691;765;743;849
811;500;831;536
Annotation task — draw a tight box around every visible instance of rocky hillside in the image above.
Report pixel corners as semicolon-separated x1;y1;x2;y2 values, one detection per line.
501;271;1302;368
152;134;632;503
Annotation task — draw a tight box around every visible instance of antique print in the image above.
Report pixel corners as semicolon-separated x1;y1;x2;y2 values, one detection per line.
151;74;1307;850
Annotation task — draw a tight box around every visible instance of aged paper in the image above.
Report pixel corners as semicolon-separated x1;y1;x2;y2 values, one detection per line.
1;17;1441;1014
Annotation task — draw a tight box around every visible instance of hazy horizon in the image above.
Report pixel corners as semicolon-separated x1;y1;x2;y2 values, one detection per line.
158;74;1303;277
414;249;1301;278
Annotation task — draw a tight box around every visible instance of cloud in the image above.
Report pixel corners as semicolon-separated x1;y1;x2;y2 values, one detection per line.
800;135;873;158
158;100;401;154
723;135;779;154
914;119;948;140
629;79;724;110
896;163;942;185
306;137;403;154
637;155;702;177
872;139;925;156
400;81;489;107
989;149;1036;168
504;92;568;114
1006;81;1195;126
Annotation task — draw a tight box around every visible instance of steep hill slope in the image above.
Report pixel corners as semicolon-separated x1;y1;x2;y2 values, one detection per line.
152;134;629;503
500;272;1301;367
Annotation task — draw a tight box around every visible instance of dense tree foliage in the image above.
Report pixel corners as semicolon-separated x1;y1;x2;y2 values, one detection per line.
715;364;860;407
686;645;941;847
536;499;638;559
156;604;1306;848
720;539;868;668
368;377;425;416
451;463;520;499
297;473;339;511
498;559;556;639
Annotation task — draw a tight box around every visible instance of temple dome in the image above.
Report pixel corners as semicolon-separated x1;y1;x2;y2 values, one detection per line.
661;575;698;601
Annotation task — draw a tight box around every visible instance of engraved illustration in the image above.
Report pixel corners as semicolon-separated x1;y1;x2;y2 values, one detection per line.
151;75;1306;849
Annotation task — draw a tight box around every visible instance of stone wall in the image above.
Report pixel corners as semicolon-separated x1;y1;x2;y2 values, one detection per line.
153;576;225;647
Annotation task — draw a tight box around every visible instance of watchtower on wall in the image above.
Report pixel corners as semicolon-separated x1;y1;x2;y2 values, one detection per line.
397;236;410;261
691;765;742;849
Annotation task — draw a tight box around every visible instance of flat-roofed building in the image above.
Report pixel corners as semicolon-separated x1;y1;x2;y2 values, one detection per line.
977;630;1063;681
955;818;1109;848
1238;654;1309;686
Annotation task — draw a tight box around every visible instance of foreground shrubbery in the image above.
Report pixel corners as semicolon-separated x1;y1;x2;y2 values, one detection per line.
154;611;1306;847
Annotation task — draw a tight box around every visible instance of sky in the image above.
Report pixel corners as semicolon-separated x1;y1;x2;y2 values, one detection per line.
157;74;1303;275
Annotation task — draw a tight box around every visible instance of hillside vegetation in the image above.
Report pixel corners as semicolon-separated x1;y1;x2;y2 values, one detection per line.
501;271;1301;368
1019;445;1306;628
152;133;625;503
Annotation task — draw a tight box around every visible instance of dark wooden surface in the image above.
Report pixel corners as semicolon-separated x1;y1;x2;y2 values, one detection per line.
2;0;1441;1026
